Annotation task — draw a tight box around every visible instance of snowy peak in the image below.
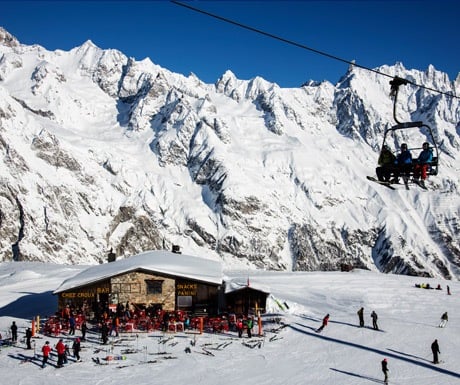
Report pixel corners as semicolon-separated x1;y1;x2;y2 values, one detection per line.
0;27;19;48
0;28;459;280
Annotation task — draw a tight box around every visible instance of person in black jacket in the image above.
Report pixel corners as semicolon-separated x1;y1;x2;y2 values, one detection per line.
371;311;379;330
392;143;412;184
439;312;448;328
25;327;32;349
357;307;364;327
101;322;109;345
72;337;82;361
381;358;389;384
431;339;440;364
10;321;18;343
81;321;88;341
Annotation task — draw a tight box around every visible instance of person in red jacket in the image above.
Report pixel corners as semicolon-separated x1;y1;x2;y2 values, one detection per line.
41;341;52;368
236;318;244;338
316;314;329;333
381;358;389;384
55;339;66;368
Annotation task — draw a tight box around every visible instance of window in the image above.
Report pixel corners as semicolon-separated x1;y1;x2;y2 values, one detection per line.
112;283;140;293
177;296;192;307
145;280;163;294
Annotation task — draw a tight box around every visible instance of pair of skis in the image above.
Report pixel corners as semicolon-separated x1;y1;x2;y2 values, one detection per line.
366;176;427;190
367;176;396;190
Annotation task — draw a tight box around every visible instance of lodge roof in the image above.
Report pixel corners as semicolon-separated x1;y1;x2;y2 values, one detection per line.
53;250;223;294
224;278;271;294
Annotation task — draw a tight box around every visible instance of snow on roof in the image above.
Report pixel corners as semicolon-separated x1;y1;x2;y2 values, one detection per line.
53;250;223;294
224;278;271;294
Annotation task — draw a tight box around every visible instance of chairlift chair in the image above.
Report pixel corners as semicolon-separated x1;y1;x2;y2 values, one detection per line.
377;77;439;183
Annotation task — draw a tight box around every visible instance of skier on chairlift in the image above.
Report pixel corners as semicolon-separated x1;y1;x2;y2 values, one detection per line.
413;142;433;188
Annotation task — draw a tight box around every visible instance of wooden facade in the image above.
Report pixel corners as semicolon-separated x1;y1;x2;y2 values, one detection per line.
58;280;111;310
224;287;269;315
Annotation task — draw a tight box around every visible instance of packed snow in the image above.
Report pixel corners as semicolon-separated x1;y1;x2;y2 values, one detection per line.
54;250;223;293
1;261;459;385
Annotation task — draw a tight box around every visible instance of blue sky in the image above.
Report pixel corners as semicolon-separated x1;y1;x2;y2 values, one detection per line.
1;1;459;87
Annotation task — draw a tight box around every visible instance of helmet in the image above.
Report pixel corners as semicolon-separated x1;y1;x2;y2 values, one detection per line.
45;341;49;344
401;143;407;149
423;142;429;148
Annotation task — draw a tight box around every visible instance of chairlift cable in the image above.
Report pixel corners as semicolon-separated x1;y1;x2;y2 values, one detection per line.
171;1;458;99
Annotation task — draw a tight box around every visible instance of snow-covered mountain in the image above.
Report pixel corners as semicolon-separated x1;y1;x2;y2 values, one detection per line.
0;27;459;278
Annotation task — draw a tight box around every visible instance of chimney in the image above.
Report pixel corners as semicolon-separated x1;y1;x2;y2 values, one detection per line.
107;248;116;263
172;245;181;254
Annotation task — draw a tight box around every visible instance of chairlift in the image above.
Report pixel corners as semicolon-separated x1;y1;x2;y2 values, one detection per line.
368;77;439;189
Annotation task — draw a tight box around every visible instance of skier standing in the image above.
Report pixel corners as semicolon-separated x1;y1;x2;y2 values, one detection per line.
72;337;82;361
381;358;389;384
371;311;379;330
41;341;51;368
246;316;254;338
236;318;244;338
101;322;109;344
81;321;87;341
431;339;440;364
55;339;66;368
357;307;364;327
10;321;18;343
25;327;32;349
68;315;76;335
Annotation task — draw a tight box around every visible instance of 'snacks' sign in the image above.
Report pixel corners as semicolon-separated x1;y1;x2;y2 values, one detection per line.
176;283;197;296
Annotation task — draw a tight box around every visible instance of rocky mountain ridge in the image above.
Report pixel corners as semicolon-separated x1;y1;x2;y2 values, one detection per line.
0;27;459;279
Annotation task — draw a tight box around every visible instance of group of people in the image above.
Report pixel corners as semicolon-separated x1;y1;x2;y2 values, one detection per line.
7;322;31;348
315;306;449;383
356;307;379;330
41;337;81;368
7;320;83;369
236;316;254;338
376;141;433;187
377;311;448;382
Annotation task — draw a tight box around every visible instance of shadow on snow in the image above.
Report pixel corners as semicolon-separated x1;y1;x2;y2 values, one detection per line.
330;368;384;384
0;291;56;319
290;323;460;380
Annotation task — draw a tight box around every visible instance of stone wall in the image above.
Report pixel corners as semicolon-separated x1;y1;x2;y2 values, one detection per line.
111;271;176;309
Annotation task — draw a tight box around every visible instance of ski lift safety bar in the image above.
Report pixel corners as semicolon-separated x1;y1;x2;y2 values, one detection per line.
392;122;423;129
